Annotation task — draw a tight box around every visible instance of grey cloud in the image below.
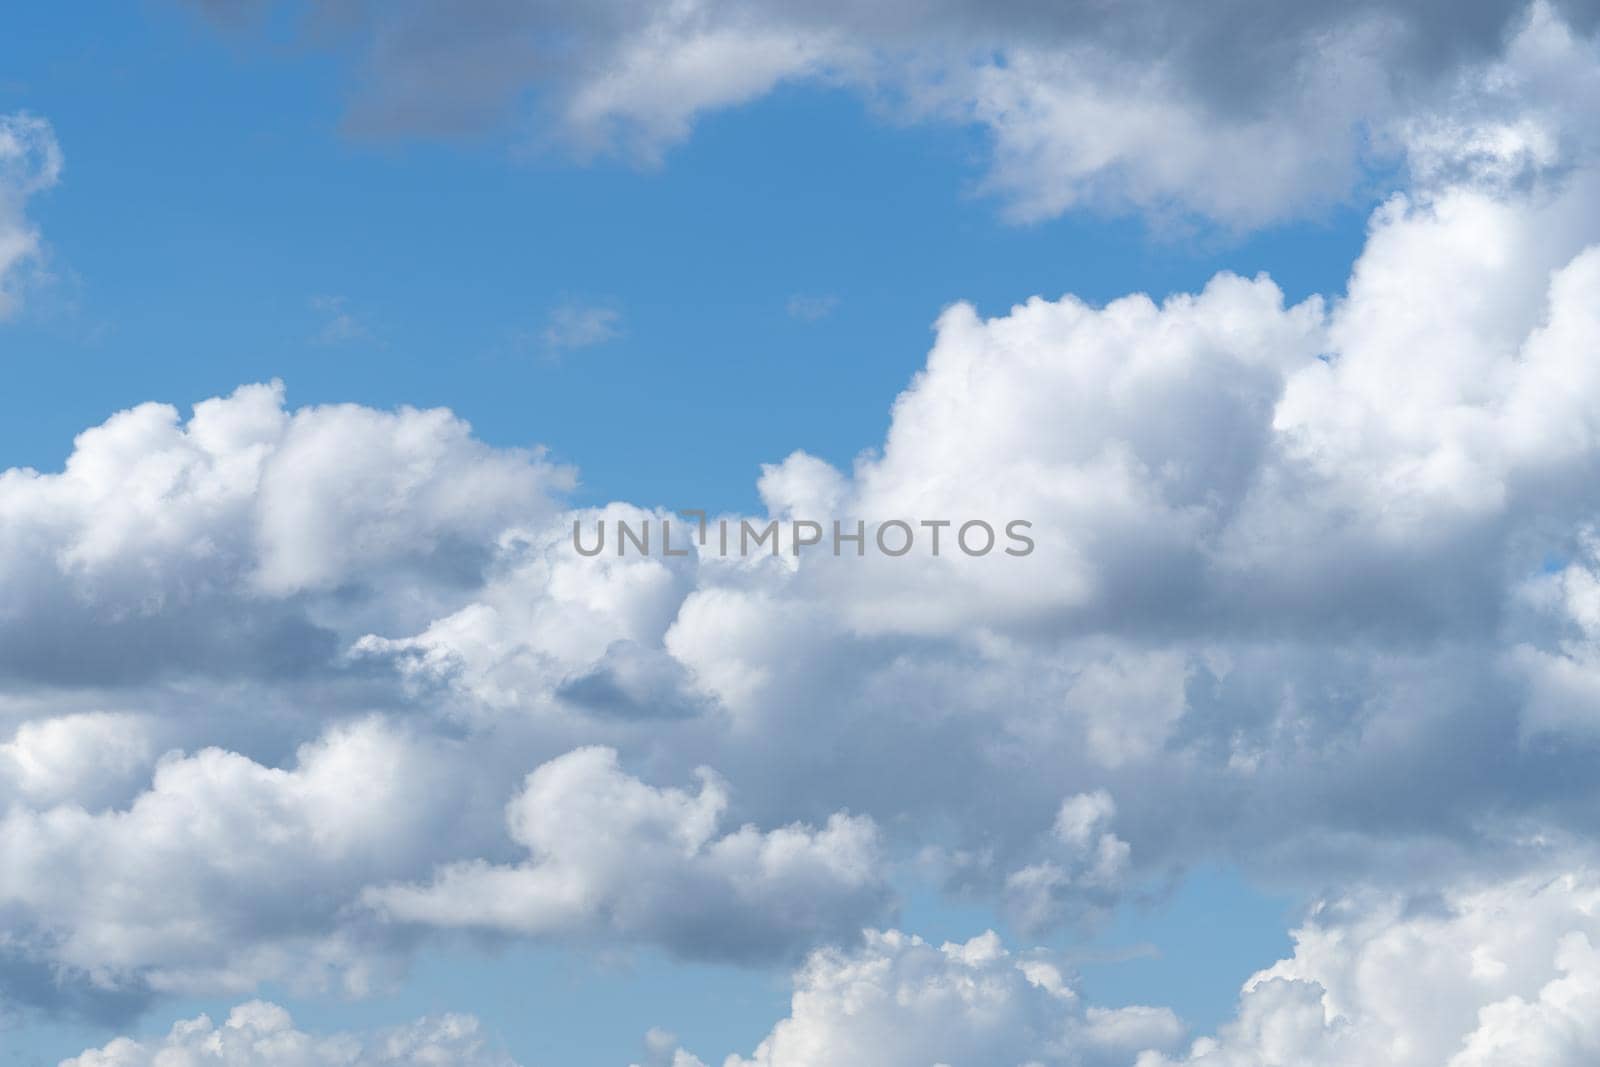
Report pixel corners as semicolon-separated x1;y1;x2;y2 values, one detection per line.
364;746;890;965
186;1;1600;225
0;946;152;1029
555;640;710;720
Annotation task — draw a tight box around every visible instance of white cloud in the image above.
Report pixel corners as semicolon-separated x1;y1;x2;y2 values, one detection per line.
714;928;1182;1067
633;1028;712;1067
558;17;837;164
364;746;888;962
0;380;573;685
61;1000;519;1067
0;112;61;318
64;873;1600;1067
1139;873;1600;1067
12;7;1600;1034
0;712;155;810
540;302;623;354
1003;790;1132;935
946;39;1382;228
0;717;885;1005
1510;531;1600;737
196;1;1600;227
330;126;1600;957
352;501;700;716
11;140;1600;1015
0;717;472;999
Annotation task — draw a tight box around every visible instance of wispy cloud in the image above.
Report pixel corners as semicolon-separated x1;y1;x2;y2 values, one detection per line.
540;301;623;355
0;112;63;319
309;295;374;346
787;293;839;322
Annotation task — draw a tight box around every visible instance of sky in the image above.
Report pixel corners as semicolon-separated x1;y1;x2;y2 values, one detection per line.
0;2;1368;511
3;2;1600;1066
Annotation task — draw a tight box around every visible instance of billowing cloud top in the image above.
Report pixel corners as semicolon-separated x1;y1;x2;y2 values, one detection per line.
61;1001;518;1066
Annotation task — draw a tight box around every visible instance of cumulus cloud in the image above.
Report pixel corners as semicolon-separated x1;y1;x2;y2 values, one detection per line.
1510;530;1600;737
0;712;156;810
62;1000;518;1067
351;501;700;717
1139;873;1600;1067
633;1028;711;1067
710;928;1182;1067
11;133;1600;1022
0;717;474;1002
0;112;61;317
190;1;1600;226
1002;790;1132;936
12;3;1600;1038
64;930;1183;1067
81;875;1600;1067
0;718;885;1013
338;51;1600;925
364;746;888;963
0;380;572;685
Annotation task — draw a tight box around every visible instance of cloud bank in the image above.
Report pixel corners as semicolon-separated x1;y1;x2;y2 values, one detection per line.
9;26;1600;1020
11;1;1600;1061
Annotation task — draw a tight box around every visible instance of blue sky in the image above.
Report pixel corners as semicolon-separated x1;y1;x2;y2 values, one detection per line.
6;3;1600;1067
5;869;1288;1066
0;9;1327;1061
2;2;1365;511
